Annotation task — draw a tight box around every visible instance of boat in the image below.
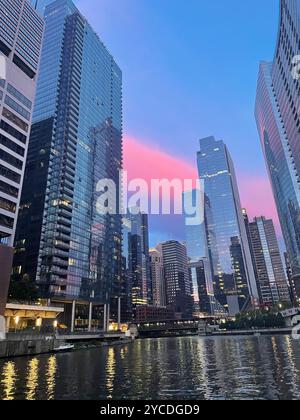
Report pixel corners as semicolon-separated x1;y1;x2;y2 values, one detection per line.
53;343;75;353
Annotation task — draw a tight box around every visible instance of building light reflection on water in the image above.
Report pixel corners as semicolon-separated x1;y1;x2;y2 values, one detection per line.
1;361;16;400
26;358;39;400
46;356;57;400
106;347;116;399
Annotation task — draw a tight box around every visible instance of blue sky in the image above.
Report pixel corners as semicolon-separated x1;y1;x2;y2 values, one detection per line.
75;0;280;246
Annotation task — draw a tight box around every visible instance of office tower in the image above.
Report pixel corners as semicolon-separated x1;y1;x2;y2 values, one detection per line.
149;246;166;307
197;136;259;316
255;0;300;298
188;259;215;316
183;189;216;315
247;216;291;307
0;0;43;332
122;210;151;319
161;240;193;319
121;216;133;322
12;0;122;331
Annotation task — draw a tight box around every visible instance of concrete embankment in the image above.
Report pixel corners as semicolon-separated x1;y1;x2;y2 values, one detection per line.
0;338;61;358
210;328;292;337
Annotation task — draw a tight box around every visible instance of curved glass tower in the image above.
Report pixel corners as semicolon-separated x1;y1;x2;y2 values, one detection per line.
255;0;300;299
197;136;259;316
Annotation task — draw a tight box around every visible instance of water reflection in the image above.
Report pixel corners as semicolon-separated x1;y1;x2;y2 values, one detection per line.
1;361;17;400
46;356;57;400
106;347;116;399
1;336;300;400
26;358;39;400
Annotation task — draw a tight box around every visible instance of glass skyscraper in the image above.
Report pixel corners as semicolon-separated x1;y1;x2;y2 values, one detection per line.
255;0;300;299
160;240;193;319
197;136;259;316
122;210;151;320
183;189;216;315
13;0;123;330
246;214;291;307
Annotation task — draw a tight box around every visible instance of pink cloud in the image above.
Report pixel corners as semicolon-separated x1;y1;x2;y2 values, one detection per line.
123;135;282;238
123;136;198;182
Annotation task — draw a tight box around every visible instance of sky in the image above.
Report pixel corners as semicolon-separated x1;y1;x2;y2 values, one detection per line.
75;0;281;248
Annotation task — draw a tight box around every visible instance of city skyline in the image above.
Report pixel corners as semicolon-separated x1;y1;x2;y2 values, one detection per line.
72;0;281;248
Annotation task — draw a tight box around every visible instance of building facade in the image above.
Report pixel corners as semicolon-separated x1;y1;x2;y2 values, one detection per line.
255;0;300;298
122;210;151;320
149;246;166;307
248;216;291;307
0;0;43;248
188;259;215;316
28;0;55;15
0;0;43;330
197;136;259;316
161;240;193;319
12;0;123;330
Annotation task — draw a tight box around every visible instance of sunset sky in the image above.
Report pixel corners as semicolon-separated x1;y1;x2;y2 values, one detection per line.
76;0;281;247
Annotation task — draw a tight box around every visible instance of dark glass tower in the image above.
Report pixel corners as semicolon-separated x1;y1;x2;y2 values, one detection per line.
13;0;123;329
255;0;300;299
122;210;151;320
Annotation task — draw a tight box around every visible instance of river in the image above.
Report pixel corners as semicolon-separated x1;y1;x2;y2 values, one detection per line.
1;335;300;400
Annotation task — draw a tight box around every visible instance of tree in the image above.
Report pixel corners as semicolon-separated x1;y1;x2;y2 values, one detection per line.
9;274;39;302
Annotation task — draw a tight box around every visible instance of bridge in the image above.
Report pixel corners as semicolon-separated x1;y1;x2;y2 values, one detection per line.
136;318;218;338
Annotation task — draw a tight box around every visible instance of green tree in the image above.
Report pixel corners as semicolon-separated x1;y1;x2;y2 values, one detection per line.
9;274;39;302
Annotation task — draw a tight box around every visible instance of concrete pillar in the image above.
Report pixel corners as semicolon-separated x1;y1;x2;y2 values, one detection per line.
88;302;93;332
0;245;14;317
103;304;107;332
106;303;110;332
6;317;11;333
118;297;121;331
71;300;76;333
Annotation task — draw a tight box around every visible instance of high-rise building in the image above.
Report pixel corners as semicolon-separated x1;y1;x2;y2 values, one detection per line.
0;0;43;332
122;210;151;319
183;189;217;316
149;246;166;307
255;0;300;298
12;0;122;331
197;136;259;316
247;216;291;307
160;240;193;319
188;259;215;316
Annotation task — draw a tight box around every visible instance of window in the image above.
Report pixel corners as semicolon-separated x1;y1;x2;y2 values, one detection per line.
0;148;23;170
0;214;14;229
0;197;16;213
5;96;31;120
0;133;25;157
2;108;28;132
7;84;32;109
0;120;27;144
0;164;21;183
0;180;18;198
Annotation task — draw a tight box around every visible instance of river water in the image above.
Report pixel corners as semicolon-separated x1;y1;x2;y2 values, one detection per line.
1;335;300;400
